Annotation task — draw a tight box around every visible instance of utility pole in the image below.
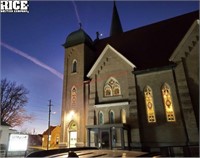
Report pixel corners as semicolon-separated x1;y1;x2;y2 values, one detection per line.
47;100;52;150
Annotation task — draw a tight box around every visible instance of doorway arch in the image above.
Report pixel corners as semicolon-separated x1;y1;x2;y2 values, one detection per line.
68;121;77;147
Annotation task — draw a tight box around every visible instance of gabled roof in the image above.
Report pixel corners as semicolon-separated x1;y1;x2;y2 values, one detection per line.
92;10;199;71
42;126;56;135
169;19;199;62
87;44;136;78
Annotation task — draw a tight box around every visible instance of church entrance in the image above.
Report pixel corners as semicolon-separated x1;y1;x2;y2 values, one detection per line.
68;121;77;147
100;130;110;149
87;124;130;150
69;131;77;147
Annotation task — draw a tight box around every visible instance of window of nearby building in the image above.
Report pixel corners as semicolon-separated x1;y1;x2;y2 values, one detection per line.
71;86;77;106
144;86;156;123
104;77;121;97
162;83;176;122
109;110;115;124
56;137;59;144
49;135;51;141
99;111;104;125
72;60;77;73
121;109;126;123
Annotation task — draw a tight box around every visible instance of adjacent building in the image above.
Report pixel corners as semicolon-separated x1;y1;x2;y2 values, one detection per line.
60;2;199;156
42;125;61;149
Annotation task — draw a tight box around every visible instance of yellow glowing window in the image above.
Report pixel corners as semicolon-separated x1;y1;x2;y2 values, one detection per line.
104;77;121;97
162;83;176;122
104;85;112;96
144;86;156;123
71;86;77;106
121;109;126;123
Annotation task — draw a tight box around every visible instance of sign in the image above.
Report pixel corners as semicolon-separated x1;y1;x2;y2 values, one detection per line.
8;134;29;151
1;0;29;13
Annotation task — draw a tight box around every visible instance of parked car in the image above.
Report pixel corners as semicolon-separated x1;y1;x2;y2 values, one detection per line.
26;147;160;157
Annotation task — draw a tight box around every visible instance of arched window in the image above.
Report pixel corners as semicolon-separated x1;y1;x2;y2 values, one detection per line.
72;60;77;73
69;121;77;131
162;83;176;122
99;111;104;125
109;110;115;124
71;86;77;106
104;77;121;97
113;84;120;96
144;86;156;123
121;109;126;123
104;85;112;97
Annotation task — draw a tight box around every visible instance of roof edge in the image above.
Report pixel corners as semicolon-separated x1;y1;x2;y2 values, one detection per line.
169;19;199;61
87;44;136;78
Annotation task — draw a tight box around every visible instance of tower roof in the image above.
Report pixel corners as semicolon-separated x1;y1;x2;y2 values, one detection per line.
110;1;123;37
63;28;93;48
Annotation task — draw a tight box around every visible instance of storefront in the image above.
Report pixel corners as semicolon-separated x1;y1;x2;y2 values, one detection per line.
86;124;131;149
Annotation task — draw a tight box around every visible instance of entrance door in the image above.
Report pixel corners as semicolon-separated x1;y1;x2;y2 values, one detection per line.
101;130;110;149
69;131;77;147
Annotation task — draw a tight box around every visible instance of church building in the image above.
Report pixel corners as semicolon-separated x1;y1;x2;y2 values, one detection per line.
60;2;199;156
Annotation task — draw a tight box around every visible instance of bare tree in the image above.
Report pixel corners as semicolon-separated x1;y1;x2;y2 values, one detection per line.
1;78;33;127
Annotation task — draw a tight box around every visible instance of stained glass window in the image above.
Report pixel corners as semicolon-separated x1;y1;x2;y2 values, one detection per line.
144;86;156;123
162;83;176;122
104;77;121;97
104;85;112;97
71;86;77;106
99;111;104;125
69;121;77;130
109;110;115;123
121;109;126;123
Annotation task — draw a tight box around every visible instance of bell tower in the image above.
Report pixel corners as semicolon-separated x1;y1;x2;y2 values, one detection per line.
60;28;94;147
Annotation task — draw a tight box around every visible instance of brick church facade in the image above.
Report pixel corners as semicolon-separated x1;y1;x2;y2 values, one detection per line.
60;2;199;156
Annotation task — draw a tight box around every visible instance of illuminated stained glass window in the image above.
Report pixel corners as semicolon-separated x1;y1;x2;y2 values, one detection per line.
162;83;176;122
104;85;112;97
99;111;104;125
72;60;77;73
144;86;156;123
121;109;126;123
104;77;121;97
109;110;115;123
69;121;77;130
71;86;77;106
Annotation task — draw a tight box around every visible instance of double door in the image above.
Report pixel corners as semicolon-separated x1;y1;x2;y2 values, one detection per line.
100;130;110;149
69;131;77;147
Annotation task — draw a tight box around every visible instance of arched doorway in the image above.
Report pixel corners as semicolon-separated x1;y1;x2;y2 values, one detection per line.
68;121;77;147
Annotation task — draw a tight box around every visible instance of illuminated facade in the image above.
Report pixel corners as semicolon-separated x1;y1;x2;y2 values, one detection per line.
60;2;199;156
42;126;61;149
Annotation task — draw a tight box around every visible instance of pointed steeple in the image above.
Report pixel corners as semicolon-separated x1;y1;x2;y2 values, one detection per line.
110;1;123;37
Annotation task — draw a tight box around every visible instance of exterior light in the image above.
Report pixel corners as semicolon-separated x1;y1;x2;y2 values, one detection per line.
69;110;75;120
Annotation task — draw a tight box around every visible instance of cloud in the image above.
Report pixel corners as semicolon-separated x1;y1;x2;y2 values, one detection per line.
1;41;63;80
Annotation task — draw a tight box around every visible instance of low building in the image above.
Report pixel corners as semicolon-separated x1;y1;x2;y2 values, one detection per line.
42;126;61;149
0;122;17;156
28;134;42;147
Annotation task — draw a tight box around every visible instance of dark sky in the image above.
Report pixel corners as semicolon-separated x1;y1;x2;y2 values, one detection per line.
1;1;199;134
